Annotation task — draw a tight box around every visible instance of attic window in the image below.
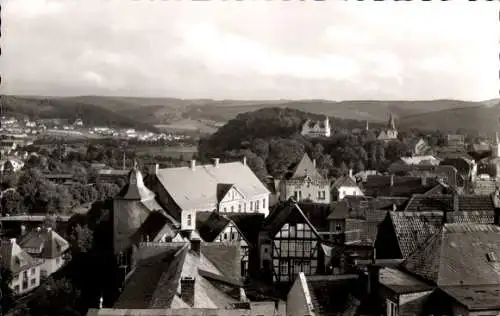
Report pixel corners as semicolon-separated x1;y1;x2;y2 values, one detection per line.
486;252;498;262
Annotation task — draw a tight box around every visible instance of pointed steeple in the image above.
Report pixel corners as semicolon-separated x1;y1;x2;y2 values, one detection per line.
365;120;369;131
118;163;155;200
387;113;396;131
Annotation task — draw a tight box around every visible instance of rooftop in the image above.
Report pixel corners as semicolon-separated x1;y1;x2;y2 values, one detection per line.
441;285;500;311
18;227;69;259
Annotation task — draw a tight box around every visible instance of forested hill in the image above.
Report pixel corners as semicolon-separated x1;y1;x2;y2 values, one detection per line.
1;95;155;131
198;107;440;181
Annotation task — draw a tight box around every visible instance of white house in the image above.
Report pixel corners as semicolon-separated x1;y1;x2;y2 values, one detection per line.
301;117;331;138
0;238;42;295
151;158;271;218
18;226;70;277
278;154;331;204
331;170;364;201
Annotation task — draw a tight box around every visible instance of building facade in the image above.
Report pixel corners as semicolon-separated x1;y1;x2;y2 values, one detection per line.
301;117;331;138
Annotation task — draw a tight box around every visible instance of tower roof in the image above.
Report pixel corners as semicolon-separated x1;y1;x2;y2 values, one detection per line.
387;113;396;130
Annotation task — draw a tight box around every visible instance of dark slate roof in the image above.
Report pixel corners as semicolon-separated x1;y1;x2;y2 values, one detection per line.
441;285;500;311
216;183;234;202
404;194;495;212
18;227;69;259
306;274;362;316
116;168;156;201
402;223;500;286
196;212;231;242
361;176;438;197
115;241;242;309
262;200;321;238
130;211;178;244
297;202;332;232
0;239;39;275
196;212;265;246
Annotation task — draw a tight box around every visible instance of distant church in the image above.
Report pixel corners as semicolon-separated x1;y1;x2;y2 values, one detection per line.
377;113;398;142
301;116;331;137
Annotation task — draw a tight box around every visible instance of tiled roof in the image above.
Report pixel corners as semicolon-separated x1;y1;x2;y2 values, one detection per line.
226;213;265;246
305;274;361;316
18;227;69;259
441;285;500;311
361;176;438;197
115;241;242;309
386;211;496;259
0;239;39;274
404;194;495;212
285;153;324;181
155;161;270;211
402;223;500;286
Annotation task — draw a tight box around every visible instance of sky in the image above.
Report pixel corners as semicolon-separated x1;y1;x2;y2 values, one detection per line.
1;0;499;101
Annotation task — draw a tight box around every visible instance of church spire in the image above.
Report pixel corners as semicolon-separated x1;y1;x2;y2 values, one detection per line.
387;113;396;130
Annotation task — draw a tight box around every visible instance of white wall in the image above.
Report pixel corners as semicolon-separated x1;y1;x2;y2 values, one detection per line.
282;181;330;204
11;266;41;295
336;186;364;201
39;255;66;277
219;192;270;217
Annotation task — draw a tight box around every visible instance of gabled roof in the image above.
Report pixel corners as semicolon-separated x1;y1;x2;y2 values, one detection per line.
404;194;495;212
196;212;232;242
379;267;435;294
441;285;500;311
155;161;270;211
332;175;357;189
296;202;332;232
402;223;500;286
285;153;324;181
262;200;321;238
0;239;39;274
115;241;242;309
116;166;155;201
18;227;69;259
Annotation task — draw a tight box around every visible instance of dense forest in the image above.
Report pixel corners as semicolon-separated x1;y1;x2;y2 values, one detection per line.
198;107;448;180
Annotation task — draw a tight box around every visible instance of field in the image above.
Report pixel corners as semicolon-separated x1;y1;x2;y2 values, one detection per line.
154;118;219;134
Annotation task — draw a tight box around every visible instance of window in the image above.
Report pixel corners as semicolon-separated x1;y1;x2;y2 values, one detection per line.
223;207;227;212
280;260;288;275
386;299;398;316
31;268;35;275
244;203;247;212
304;242;311;254
238;204;242;212
250;202;253;211
336;224;342;232
187;214;192;226
224;233;228;240
14;285;19;293
23;271;28;279
13;274;19;281
256;200;260;210
31;278;36;286
230;205;234;212
262;198;266;209
487;252;497;262
231;233;236;240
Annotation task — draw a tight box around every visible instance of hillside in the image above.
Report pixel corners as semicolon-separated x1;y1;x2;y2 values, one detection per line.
399;104;500;135
1;95;155;131
2;94;493;134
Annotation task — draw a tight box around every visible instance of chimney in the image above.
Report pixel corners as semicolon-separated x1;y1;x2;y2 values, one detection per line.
36;227;41;232
20;225;26;236
390;174;394;187
213;158;220;167
367;264;381;296
180;276;196;307
452;190;459;212
190;160;196;170
46;227;52;232
153;163;159;175
313;159;317;168
348;169;353;178
190;237;201;256
9;238;16;244
242;156;247;166
239;288;248;303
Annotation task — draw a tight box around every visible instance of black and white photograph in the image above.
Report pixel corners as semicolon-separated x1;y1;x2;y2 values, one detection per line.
0;1;499;315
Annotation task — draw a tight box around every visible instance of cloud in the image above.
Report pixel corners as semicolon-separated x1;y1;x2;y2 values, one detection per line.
0;0;498;101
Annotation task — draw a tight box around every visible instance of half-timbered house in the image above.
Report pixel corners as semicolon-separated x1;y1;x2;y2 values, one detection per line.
258;199;325;283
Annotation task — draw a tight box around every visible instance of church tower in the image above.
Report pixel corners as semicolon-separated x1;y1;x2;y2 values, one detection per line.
492;132;500;158
324;116;331;137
